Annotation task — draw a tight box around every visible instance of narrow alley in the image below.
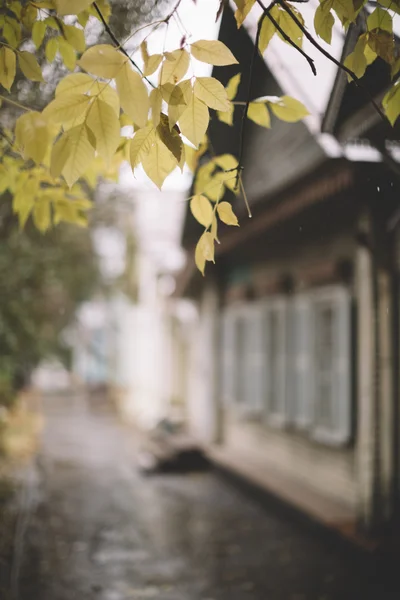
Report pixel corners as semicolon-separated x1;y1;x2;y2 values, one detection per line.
11;393;397;600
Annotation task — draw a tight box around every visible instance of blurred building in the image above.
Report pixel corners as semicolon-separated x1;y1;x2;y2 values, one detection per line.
173;3;400;540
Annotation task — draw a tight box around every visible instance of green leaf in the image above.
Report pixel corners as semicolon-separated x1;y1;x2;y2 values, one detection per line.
32;20;47;49
367;6;392;32
344;36;367;80
18;50;44;81
0;47;16;91
259;8;279;53
314;1;335;44
367;29;394;64
46;38;59;62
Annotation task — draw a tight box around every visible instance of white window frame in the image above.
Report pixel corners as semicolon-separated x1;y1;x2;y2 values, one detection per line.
290;294;312;430
310;285;352;446
261;297;289;428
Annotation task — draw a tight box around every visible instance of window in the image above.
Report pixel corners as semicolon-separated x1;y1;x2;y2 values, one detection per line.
220;286;351;446
221;304;265;417
310;287;351;445
291;295;312;429
263;299;288;427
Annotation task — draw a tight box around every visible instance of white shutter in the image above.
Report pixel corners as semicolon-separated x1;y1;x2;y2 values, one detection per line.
264;299;288;427
311;286;352;446
242;305;265;416
292;295;312;429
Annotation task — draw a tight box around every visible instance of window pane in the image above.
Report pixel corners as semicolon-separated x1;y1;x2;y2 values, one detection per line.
315;305;335;429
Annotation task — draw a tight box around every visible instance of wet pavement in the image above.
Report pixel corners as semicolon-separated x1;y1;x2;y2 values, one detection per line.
13;392;399;600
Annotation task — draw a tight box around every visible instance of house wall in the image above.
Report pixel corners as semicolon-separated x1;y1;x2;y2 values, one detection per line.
186;283;220;444
220;223;358;511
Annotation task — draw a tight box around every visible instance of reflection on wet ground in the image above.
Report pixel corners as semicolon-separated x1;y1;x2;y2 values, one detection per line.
14;393;398;600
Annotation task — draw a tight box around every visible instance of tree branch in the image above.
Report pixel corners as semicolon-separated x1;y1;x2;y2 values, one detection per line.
258;0;316;75
236;9;265;190
272;0;388;123
92;2;155;88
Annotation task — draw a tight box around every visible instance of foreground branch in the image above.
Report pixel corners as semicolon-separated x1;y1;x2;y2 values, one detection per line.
273;0;387;123
92;2;155;88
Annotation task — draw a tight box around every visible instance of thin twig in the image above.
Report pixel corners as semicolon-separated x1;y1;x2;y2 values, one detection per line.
259;1;316;75
271;0;388;123
0;94;30;112
92;2;155;88
235;11;265;190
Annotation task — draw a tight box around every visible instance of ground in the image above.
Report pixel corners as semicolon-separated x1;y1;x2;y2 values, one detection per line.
6;392;399;600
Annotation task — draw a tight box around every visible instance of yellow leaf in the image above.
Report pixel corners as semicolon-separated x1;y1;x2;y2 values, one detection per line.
157;114;183;163
15;111;50;164
160;49;190;85
211;216;218;241
277;7;304;48
18;50;43;81
195;238;206;275
3;19;20;48
344;40;367;81
0;47;16;91
367;6;392;32
45;38;58;62
367;29;394;64
184;144;199;172
314;1;335;45
190;40;238;66
383;83;400;125
56;0;93;15
213;154;238;171
86;98;121;164
56;74;120;116
160;82;175;103
78;44;125;79
179;96;209;148
56;72;95;96
51;123;95;187
193;77;230;111
130;125;156;168
43;92;91;127
217;105;234;125
115;62;149;128
32;20;47;49
233;0;256;28
168;79;192;128
259;9;279;53
190;194;214;227
141;133;177;189
247;101;271;127
268;95;309;122
144;54;163;77
33;199;51;232
58;38;77;71
225;73;241;100
217;201;239;226
64;24;86;52
150;88;163;127
197;231;215;262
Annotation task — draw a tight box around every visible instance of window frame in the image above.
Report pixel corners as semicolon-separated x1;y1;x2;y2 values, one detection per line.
309;285;352;447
